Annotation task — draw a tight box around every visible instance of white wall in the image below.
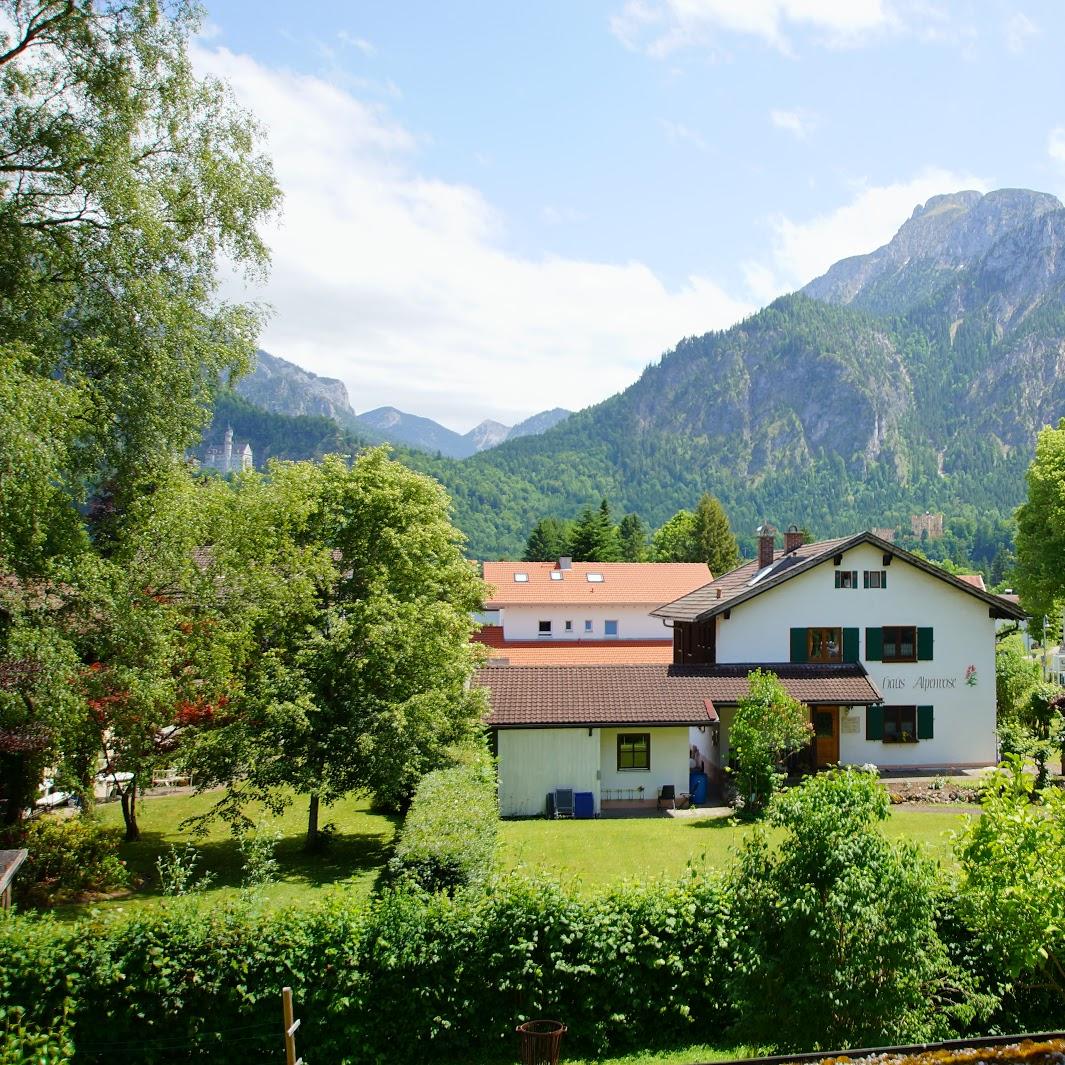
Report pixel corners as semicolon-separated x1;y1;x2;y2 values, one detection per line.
496;728;600;817
716;542;999;768
501;605;672;641
598;727;690;795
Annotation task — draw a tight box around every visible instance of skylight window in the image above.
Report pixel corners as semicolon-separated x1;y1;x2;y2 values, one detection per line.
514;572;529;582
550;571;562;580
586;573;604;583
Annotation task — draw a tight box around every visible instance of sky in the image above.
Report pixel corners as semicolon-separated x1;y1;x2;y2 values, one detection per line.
197;1;1065;432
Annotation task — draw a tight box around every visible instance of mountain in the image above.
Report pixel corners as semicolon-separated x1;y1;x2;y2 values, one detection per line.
235;350;356;421
401;188;1065;558
507;407;572;440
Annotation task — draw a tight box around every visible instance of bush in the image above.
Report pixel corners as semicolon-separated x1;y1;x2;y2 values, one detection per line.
0;872;735;1064
728;768;988;1051
387;762;498;892
8;817;128;905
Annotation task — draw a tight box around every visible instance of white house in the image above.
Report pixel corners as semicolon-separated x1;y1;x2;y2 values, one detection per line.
477;527;1025;817
476;559;710;666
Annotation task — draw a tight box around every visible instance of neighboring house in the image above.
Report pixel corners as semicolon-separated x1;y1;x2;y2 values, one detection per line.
201;426;253;475
476;558;711;666
477;527;1025;817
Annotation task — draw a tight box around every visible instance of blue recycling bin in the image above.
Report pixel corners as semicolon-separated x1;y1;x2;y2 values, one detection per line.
573;791;595;819
689;771;708;806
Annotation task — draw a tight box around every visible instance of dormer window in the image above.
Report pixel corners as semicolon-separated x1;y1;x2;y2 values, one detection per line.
587;573;604;583
514;572;529;582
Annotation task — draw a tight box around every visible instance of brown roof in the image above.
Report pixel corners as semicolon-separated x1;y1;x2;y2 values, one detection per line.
652;531;1027;623
483;561;711;608
476;662;883;728
471;626;674;665
956;574;987;591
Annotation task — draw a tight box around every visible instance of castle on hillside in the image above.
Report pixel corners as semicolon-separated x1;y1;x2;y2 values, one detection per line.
910;512;944;539
201;427;253;475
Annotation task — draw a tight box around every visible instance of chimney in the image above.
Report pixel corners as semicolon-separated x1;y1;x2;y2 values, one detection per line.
558;556;572;571
784;524;804;554
756;523;776;570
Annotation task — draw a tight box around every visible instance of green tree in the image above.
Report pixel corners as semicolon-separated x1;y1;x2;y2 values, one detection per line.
618;513;648;562
568;500;622;562
650;510;697;562
728;670;811;818
691;493;740;575
1015;419;1065;629
995;633;1041;720
732;768;984;1050
523;517;572;561
183;450;489;850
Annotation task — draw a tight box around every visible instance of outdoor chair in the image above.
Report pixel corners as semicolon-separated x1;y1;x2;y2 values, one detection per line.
657;785;677;811
553;788;574;819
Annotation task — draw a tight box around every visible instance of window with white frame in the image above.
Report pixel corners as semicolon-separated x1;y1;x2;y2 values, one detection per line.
604;619;619;637
538;620;552;637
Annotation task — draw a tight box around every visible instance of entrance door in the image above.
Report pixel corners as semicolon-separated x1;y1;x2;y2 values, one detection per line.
812;706;840;768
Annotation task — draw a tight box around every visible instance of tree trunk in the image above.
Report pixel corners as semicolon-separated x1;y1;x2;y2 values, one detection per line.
120;784;140;842
306;791;320;851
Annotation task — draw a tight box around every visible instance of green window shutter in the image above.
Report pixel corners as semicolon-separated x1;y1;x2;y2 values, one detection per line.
866;704;884;740
881;571;887;589
834;571;842;589
790;628;808;663
917;627;934;661
917;705;934;740
851;570;859;588
843;628;859;662
865;627;883;661
863;570;869;588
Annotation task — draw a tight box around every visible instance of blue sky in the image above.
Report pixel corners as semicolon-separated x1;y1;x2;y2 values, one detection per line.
198;1;1065;430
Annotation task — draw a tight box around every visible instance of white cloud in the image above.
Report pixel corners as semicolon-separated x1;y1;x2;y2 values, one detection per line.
770;108;818;140
195;45;752;430
660;119;709;152
1005;12;1037;54
745;168;988;298
338;31;376;57
1048;126;1065;169
611;0;896;56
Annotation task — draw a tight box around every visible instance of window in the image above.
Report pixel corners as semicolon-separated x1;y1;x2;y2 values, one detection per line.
807;627;842;663
538;620;552;637
604;619;619;637
834;570;859;589
550;571;563;581
514;572;529;583
882;625;917;663
584;619;593;634
587;573;604;583
882;705;917;744
864;570;887;589
617;733;650;771
813;710;835;737
564;620;573;632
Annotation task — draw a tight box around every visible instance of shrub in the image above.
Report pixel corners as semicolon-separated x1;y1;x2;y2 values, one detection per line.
728;669;811;818
728;768;988;1051
0;1007;73;1065
387;762;498;892
9;816;128;905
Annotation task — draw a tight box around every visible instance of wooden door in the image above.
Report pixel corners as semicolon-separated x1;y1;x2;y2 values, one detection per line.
812;706;839;768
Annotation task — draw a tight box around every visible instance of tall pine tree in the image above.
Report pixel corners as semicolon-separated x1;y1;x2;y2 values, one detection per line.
569;500;622;561
618;513;648;561
692;494;741;576
523;517;572;561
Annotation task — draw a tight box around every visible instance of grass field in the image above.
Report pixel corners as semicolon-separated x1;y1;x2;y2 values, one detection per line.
498;808;973;890
59;789;975;918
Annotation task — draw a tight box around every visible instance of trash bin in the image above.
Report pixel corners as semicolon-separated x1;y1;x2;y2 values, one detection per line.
689;770;708;806
516;1019;567;1065
573;791;594;819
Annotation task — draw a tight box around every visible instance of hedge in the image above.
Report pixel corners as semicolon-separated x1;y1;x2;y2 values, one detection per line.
0;873;734;1064
387;763;498;891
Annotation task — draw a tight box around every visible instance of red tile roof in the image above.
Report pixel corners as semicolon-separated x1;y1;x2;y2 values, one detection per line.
653;532;1027;623
483;561;711;608
956;574;987;591
476;662;883;728
471;627;674;665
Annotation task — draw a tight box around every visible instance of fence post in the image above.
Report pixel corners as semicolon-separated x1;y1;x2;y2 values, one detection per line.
282;986;303;1065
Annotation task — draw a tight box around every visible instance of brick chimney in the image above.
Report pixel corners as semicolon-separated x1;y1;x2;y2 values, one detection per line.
756;523;776;570
784;524;804;554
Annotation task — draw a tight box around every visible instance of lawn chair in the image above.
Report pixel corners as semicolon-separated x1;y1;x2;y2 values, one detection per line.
553;788;574;819
657;784;677;811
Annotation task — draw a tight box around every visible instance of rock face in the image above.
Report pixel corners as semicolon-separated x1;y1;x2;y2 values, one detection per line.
236;350;356;421
506;407;571;441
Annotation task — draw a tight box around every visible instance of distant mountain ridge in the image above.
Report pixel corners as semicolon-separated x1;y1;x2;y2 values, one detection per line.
235;350;357;422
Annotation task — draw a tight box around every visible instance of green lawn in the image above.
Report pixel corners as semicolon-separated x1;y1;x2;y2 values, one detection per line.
65;789;400;917
499;808;972;890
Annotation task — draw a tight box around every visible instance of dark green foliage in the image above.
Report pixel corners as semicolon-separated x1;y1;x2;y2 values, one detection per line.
6;817;129;906
522;516;573;562
618;512;648;561
568;500;622;562
729;769;987;1051
388;763;498;892
0;874;735;1063
692;493;741;575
